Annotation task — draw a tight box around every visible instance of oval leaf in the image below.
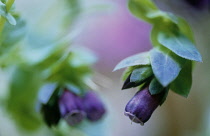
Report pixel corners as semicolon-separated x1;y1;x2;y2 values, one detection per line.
150;48;181;87
158;32;202;62
122;66;152;90
113;51;150;71
130;66;153;83
149;78;164;95
170;61;192;97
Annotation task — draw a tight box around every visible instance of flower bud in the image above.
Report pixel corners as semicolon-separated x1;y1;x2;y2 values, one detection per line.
124;88;164;125
59;90;85;126
41;103;61;127
83;91;106;122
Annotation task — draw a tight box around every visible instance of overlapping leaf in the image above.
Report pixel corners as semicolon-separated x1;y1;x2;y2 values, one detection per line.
150;48;181;87
149;78;164;95
113;51;150;71
158;32;202;62
170;61;192;97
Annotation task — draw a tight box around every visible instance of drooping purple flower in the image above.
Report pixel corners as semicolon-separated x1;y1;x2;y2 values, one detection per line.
59;90;85;126
83;91;106;122
124;88;164;125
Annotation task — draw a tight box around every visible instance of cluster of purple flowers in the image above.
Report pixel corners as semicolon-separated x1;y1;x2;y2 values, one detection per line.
40;88;106;127
59;90;106;126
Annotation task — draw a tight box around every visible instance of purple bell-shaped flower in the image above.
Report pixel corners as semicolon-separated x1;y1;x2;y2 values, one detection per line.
124;88;164;125
83;91;106;122
59;90;86;126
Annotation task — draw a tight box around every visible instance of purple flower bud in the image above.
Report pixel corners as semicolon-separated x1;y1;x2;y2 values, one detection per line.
59;90;85;126
83;91;106;122
124;88;164;125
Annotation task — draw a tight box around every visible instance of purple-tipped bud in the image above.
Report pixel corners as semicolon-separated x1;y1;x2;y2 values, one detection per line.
59;90;85;126
83;91;106;122
124;88;164;125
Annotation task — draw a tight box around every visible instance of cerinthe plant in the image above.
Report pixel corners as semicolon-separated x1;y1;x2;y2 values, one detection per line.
114;0;202;125
0;0;106;133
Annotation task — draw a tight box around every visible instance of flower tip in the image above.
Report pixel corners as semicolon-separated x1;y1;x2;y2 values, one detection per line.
64;110;86;126
124;112;144;126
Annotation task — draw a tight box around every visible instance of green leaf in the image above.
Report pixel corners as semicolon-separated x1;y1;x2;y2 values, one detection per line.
0;1;16;25
128;0;159;23
159;87;169;106
176;17;194;42
113;51;150;71
0;16;26;51
6;66;43;130
150;21;178;47
149;78;164;95
122;67;136;81
122;66;152;90
158;32;202;62
150;48;181;87
130;66;153;83
170;61;192;97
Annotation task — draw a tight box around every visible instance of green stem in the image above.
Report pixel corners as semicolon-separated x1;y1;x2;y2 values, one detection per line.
0;0;15;34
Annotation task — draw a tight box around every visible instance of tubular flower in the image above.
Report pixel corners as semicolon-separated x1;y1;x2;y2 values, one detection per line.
83;91;106;122
124;88;164;125
59;90;85;126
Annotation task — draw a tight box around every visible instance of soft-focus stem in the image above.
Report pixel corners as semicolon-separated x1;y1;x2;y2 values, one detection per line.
0;0;15;34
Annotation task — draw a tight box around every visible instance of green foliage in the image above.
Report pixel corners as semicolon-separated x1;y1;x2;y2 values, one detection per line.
170;61;192;97
130;66;153;83
115;0;201;100
0;1;16;25
122;66;153;90
158;31;202;62
128;0;159;23
0;15;26;53
113;51;150;71
0;0;99;133
159;88;169;106
150;48;181;87
6;66;43;130
122;67;135;81
149;78;164;95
